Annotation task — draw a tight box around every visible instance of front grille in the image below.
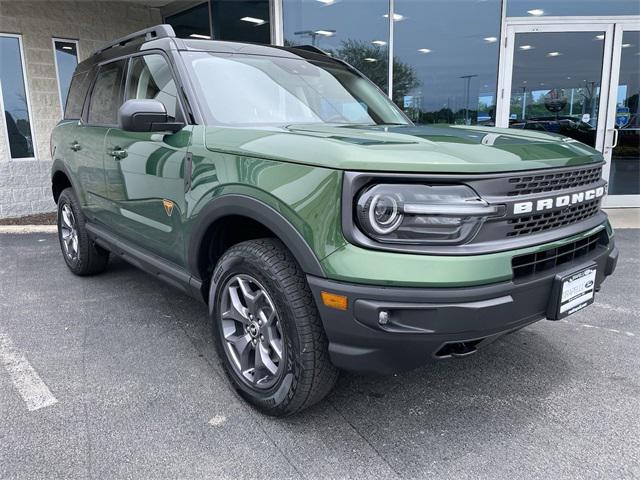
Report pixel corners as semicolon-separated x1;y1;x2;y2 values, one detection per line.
506;199;600;237
506;166;602;197
511;230;606;279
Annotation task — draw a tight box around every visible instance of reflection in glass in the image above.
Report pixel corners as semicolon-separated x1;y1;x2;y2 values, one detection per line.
506;0;640;17
508;32;605;148
609;31;640;195
126;55;179;120
283;0;390;92
54;40;79;113
0;35;34;159
165;2;211;39
393;0;501;125
211;0;270;43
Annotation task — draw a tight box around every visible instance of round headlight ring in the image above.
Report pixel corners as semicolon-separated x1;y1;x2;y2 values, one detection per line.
368;193;404;234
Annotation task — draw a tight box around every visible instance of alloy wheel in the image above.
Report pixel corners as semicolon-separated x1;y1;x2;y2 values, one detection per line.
60;203;79;262
220;274;285;389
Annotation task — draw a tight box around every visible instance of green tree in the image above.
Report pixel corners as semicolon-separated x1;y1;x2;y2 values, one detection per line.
327;39;419;106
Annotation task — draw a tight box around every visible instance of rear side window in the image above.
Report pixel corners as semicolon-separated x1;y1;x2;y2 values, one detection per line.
88;60;126;125
126;54;179;120
64;72;90;120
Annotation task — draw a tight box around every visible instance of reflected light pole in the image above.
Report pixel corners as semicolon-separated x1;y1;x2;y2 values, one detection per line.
294;29;336;46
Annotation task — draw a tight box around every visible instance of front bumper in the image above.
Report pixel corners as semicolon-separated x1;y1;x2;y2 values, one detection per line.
308;241;618;374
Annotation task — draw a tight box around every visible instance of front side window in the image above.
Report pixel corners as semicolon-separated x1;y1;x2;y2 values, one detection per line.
88;60;126;126
126;54;178;120
184;52;409;126
0;34;35;159
53;39;79;114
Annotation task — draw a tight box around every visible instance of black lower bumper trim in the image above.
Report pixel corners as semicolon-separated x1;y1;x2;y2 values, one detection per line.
308;242;617;374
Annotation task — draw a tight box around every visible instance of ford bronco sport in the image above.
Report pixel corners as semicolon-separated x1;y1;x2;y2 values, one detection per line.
51;25;618;416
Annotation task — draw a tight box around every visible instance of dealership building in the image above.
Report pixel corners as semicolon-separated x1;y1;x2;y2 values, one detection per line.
0;0;638;218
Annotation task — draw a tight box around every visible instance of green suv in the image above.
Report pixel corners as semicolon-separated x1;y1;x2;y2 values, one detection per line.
51;25;618;416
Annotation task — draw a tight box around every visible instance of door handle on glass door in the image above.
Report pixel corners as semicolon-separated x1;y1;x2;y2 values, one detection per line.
611;129;619;149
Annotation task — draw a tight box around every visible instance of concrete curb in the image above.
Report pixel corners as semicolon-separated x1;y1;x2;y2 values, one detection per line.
0;225;57;234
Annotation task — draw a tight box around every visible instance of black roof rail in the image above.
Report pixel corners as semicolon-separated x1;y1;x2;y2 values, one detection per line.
94;24;176;55
291;45;332;56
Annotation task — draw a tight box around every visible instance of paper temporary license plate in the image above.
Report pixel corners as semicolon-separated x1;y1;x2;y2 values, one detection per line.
555;266;597;319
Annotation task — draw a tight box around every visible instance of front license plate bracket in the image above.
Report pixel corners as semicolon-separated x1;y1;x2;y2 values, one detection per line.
547;264;597;320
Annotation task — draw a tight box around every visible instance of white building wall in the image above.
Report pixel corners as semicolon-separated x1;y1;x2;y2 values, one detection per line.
0;1;162;218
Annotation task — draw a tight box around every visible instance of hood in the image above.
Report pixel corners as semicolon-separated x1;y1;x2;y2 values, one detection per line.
204;123;603;173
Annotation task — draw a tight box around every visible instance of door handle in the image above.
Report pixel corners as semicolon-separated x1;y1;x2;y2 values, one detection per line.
70;141;81;152
611;128;619;149
108;147;128;160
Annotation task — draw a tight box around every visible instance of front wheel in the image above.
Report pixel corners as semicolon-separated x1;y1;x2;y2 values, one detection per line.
210;239;338;416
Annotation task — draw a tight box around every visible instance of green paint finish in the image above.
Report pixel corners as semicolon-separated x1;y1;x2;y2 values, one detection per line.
186;127;345;263
205;124;602;173
321;224;612;287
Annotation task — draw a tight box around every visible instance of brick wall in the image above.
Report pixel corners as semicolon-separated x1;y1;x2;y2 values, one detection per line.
0;1;162;218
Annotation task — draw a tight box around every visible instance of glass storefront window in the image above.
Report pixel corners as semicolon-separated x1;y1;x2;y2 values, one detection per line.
392;0;502;125
506;0;640;17
165;2;211;39
0;34;35;159
211;0;270;43
283;0;390;92
609;30;640;195
53;40;79;114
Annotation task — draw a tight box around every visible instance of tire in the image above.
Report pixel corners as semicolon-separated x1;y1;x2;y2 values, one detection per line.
57;187;109;276
210;238;338;416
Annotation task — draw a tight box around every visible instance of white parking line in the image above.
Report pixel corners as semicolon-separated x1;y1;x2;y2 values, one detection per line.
0;334;58;411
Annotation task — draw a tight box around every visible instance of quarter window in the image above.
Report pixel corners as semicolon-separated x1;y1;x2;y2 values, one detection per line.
0;34;35;159
126;54;179;120
88;60;126;125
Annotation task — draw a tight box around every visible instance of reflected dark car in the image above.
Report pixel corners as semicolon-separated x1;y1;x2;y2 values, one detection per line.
510;116;596;146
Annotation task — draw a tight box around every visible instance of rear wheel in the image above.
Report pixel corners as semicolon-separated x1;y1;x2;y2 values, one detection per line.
210;239;338;416
57;188;109;276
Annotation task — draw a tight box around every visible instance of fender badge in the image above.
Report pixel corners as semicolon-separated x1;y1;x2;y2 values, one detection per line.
163;199;174;217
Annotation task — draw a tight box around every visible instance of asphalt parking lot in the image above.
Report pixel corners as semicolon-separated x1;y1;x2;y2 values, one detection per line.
0;231;638;479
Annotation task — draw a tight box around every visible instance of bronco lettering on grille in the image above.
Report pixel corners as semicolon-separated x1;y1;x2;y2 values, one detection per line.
513;186;605;215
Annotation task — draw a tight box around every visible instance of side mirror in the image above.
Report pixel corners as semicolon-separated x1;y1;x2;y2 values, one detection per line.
118;99;184;133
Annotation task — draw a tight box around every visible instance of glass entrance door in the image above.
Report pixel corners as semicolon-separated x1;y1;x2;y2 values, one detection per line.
498;20;640;206
603;24;640;206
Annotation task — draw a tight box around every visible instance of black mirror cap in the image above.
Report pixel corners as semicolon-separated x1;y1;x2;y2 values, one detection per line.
118;99;184;133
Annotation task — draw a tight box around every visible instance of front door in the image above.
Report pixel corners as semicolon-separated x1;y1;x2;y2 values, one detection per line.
497;19;639;207
103;53;192;267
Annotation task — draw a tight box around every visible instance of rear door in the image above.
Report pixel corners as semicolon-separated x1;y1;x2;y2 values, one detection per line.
103;53;192;266
77;59;127;222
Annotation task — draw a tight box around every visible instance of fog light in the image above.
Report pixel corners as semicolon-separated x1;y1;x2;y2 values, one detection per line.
321;291;348;311
378;310;390;325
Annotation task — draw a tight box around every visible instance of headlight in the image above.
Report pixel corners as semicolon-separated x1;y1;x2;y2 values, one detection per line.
355;184;502;245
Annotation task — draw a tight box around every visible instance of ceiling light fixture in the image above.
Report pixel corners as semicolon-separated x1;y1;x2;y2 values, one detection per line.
519;45;533;50
364;57;377;62
483;37;498;43
622;43;632;48
527;8;544;16
314;29;335;36
418;48;431;53
595;34;605;40
316;0;336;4
547;51;562;57
240;16;267;25
372;40;387;46
189;34;211;39
383;13;405;21
62;45;73;50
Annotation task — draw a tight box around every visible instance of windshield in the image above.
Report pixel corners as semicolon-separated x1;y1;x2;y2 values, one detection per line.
183;51;409;127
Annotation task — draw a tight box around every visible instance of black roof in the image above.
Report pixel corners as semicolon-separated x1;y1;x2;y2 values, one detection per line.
75;24;340;74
